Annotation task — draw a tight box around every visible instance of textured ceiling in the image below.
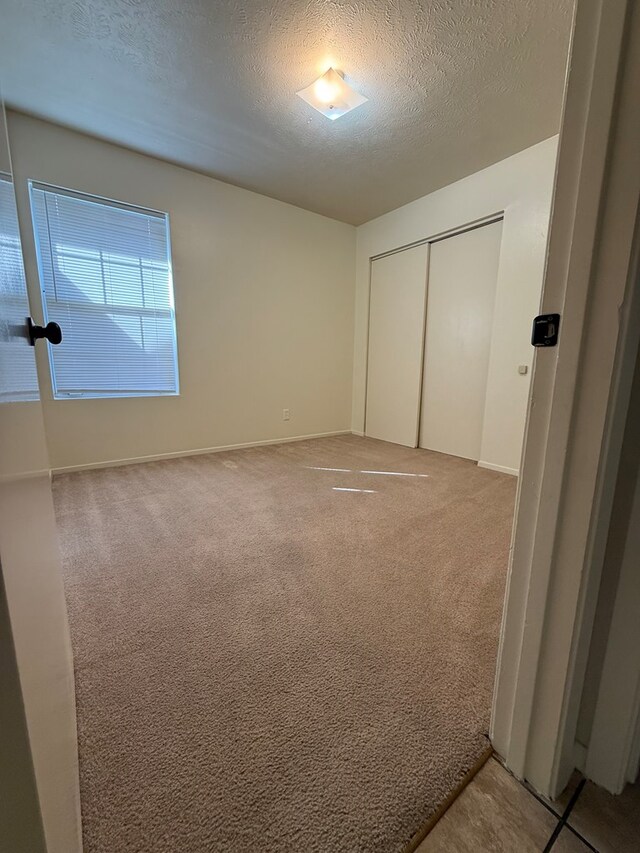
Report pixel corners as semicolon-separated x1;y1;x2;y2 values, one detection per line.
0;1;573;224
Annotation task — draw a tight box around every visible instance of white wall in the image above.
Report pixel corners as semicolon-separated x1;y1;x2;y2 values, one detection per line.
8;113;557;474
577;349;640;749
352;137;559;475
7;112;356;471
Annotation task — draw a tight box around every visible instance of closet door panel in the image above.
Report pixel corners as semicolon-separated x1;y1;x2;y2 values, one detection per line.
419;220;502;460
365;245;428;447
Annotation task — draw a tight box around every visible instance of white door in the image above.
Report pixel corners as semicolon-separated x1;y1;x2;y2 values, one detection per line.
0;103;82;851
419;220;502;460
365;244;428;446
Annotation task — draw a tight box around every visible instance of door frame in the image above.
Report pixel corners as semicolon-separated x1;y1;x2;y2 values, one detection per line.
368;213;505;263
584;189;640;794
492;0;640;797
585;400;640;793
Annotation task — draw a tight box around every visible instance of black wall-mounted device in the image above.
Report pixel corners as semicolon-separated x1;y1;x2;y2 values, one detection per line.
531;313;560;347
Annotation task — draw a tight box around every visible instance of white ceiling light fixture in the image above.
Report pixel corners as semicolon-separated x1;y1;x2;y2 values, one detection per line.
296;68;368;120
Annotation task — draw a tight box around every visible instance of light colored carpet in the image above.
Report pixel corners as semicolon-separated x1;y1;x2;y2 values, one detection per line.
53;434;516;853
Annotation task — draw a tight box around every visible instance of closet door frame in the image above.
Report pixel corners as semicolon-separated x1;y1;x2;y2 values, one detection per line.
364;213;504;450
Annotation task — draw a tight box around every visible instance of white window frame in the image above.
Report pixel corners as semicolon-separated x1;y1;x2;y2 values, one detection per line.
28;182;180;400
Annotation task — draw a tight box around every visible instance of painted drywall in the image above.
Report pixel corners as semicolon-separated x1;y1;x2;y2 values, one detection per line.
576;349;640;749
352;136;559;475
583;364;640;788
7;112;356;471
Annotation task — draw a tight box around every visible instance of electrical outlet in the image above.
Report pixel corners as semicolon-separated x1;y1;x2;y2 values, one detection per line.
283;408;290;421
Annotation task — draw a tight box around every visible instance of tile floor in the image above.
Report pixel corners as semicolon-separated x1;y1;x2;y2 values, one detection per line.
416;757;640;852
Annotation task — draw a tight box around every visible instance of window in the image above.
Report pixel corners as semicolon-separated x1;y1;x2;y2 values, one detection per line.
29;183;179;399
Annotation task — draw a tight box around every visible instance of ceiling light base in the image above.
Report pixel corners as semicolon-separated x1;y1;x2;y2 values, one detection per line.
297;68;368;120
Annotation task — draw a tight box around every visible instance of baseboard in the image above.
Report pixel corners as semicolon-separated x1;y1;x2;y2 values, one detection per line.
346;439;519;474
351;429;365;437
0;468;51;484
51;430;352;475
478;460;519;477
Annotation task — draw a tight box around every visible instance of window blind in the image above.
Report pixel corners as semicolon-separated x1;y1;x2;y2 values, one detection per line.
0;173;39;402
29;183;179;399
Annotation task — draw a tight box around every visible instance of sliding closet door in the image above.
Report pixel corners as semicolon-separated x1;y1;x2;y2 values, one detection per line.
365;245;428;446
419;220;502;460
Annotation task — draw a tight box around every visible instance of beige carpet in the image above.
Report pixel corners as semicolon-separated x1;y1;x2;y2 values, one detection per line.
53;434;516;853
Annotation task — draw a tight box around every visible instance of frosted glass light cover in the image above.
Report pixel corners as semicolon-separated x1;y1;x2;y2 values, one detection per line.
296;68;368;120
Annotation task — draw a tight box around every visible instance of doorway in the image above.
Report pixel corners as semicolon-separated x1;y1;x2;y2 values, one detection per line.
3;0;638;849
